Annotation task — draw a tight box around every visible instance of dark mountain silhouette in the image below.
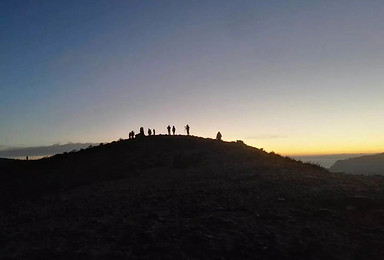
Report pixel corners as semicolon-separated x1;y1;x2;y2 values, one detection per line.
291;153;372;168
329;153;384;175
0;136;383;259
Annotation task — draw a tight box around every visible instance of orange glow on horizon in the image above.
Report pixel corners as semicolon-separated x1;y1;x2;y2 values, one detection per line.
242;139;383;156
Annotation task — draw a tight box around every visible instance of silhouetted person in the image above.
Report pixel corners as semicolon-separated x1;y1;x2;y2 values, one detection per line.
185;124;190;135
167;125;171;135
148;128;152;136
216;131;222;141
153;129;156;135
26;156;28;161
131;131;135;138
135;127;145;138
172;126;176;135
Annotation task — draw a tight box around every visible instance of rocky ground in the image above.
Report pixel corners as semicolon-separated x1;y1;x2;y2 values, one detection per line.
0;136;383;259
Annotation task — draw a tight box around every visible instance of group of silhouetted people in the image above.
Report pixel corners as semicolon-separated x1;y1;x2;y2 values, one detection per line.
128;126;156;139
129;124;188;138
167;125;176;135
128;124;222;140
165;124;191;135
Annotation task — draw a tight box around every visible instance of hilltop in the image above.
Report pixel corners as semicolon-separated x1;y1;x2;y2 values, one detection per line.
0;135;383;259
329;153;384;175
0;136;321;203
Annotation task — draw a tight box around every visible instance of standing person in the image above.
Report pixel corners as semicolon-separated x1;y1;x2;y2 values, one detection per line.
153;129;156;135
185;124;190;136
216;131;222;141
148;128;152;136
167;125;171;135
140;127;145;136
172;126;176;135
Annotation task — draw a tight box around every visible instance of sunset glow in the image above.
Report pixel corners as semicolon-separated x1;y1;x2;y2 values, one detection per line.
1;0;383;155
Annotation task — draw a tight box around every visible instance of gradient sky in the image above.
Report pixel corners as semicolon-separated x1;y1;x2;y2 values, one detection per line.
1;0;384;155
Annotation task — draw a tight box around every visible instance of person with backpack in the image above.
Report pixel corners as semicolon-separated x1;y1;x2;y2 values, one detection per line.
167;125;171;135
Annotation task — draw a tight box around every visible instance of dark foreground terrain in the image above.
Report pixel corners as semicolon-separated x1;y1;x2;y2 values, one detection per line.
0;136;383;259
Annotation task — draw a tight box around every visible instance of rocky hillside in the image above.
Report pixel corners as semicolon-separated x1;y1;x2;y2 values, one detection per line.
0;136;383;259
0;136;320;204
329;153;384;175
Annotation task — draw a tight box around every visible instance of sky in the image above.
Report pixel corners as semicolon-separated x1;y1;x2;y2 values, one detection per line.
1;0;384;155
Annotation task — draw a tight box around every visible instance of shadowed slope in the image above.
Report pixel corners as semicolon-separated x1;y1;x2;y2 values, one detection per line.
0;136;322;203
0;136;383;259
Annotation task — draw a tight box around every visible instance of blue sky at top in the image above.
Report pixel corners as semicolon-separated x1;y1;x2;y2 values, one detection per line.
1;0;384;154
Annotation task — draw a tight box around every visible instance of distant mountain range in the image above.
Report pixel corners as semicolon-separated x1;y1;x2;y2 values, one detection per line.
291;153;372;168
0;143;97;158
329;153;384;175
